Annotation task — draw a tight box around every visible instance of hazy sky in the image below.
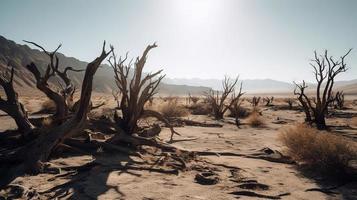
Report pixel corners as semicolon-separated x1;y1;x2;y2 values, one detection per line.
0;0;356;82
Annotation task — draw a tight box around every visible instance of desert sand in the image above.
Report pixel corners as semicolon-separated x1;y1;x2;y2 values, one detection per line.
1;94;356;200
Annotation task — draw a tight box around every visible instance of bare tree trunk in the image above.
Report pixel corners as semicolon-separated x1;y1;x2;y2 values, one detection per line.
315;113;326;130
0;67;34;138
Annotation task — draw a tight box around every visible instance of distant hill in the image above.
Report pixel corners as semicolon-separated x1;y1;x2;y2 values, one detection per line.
337;83;357;95
0;35;210;96
164;77;357;95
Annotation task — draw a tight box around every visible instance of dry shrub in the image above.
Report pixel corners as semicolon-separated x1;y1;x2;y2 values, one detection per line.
41;99;56;113
187;102;212;115
246;111;265;127
279;124;357;174
159;99;189;119
228;106;250;118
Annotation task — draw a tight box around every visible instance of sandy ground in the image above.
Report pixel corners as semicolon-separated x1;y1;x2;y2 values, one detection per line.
1;94;357;200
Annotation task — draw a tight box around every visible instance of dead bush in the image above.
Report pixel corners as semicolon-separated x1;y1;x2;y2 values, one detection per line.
246;111;265;127
228;106;249;118
159;99;189;119
279;124;357;175
187;102;212;115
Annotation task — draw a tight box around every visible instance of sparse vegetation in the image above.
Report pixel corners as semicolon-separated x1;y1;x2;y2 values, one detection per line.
0;7;356;199
228;105;249;118
263;96;274;106
186;102;212;115
284;98;294;110
204;76;244;120
246;111;265;127
249;96;261;108
159;98;189;119
188;93;200;104
279;124;357;175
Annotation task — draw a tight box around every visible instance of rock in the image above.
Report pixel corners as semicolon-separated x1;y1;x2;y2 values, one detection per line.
194;171;219;185
237;182;270;190
259;147;274;155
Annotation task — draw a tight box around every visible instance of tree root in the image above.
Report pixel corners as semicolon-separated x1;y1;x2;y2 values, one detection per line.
107;164;179;175
304;183;347;195
305;187;339;195
229;191;290;199
64;138;141;157
194;150;294;164
171;118;223;128
168;137;199;144
142;109;180;142
201;160;242;170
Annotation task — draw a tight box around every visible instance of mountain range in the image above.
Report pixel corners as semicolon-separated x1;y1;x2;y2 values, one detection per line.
1;35;356;96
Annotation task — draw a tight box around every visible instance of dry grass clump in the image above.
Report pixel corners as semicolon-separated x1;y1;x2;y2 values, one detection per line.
279;124;357;174
40;99;56;113
186;102;212;115
246;111;265;127
228;106;249;118
159;99;189;119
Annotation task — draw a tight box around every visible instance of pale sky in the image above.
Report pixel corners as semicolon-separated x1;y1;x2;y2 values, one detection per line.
0;0;356;82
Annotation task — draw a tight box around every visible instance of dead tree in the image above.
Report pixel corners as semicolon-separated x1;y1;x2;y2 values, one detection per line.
0;66;34;138
285;98;294;110
249;96;261;108
263;96;274;106
188;93;199;104
334;91;344;109
204;76;240;120
294;81;313;122
294;49;352;129
108;43;179;142
24;41;84;123
112;89;121;109
0;42;113;188
228;84;245;127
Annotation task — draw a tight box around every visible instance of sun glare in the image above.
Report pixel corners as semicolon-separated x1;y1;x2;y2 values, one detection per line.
171;0;223;23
